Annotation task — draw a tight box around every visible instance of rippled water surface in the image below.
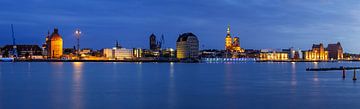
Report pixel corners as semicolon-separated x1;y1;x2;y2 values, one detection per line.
1;62;360;109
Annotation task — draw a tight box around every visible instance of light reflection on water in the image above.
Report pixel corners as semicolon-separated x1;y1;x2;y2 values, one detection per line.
168;62;176;109
71;62;84;109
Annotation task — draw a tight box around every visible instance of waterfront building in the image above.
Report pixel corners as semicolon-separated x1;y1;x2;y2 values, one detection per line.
103;48;133;60
161;48;176;58
47;28;63;59
259;49;288;60
133;48;143;58
103;42;133;60
282;47;301;60
326;42;343;60
1;45;42;59
176;32;199;59
224;25;244;53
260;51;288;60
303;43;328;60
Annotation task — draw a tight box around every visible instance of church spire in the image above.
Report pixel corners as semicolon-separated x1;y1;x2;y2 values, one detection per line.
227;25;230;35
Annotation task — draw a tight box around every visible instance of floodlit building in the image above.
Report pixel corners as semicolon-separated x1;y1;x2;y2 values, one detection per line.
103;48;133;60
303;43;328;60
47;28;63;59
259;50;289;61
327;42;343;60
176;33;199;59
224;25;244;52
282;47;302;60
133;48;143;58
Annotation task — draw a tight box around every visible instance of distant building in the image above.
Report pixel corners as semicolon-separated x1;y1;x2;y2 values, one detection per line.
103;48;133;60
149;34;165;51
103;41;133;60
80;48;92;55
282;47;301;60
327;42;343;60
259;49;288;60
224;25;244;53
303;43;328;60
133;48;143;58
47;28;63;59
42;31;50;56
1;45;42;59
176;33;199;59
161;48;176;58
150;34;157;50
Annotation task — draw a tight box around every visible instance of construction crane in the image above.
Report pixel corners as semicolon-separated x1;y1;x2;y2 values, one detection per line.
11;24;18;58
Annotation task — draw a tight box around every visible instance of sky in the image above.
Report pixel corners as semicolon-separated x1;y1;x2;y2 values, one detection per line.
1;0;360;53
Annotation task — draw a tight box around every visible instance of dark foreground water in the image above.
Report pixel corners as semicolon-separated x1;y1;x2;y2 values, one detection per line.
1;62;360;109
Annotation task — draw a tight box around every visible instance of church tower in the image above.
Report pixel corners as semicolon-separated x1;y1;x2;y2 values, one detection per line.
225;25;232;51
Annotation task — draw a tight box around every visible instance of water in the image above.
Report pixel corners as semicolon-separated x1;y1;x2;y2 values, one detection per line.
0;62;360;109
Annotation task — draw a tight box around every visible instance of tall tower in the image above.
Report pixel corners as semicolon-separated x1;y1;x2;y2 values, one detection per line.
149;34;157;51
225;25;232;51
48;28;63;59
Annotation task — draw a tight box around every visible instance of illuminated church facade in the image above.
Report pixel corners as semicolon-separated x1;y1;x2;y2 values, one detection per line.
225;26;244;52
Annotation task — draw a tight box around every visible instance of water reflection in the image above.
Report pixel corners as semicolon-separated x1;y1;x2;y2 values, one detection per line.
71;62;84;109
168;63;177;108
224;64;237;109
311;63;320;97
291;62;297;86
290;62;298;96
51;62;65;109
27;63;31;77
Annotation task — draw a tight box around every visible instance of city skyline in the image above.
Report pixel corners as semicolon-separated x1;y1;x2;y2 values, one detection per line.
1;0;360;53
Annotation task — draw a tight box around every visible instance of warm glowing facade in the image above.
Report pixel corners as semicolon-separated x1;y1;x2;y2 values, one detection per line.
103;48;133;60
176;33;199;59
303;43;328;60
47;28;63;59
224;25;244;52
260;52;289;60
225;26;232;50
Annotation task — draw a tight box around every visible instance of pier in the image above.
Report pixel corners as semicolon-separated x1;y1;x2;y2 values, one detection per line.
306;66;360;80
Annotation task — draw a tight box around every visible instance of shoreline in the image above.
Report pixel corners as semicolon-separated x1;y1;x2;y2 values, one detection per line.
1;59;359;63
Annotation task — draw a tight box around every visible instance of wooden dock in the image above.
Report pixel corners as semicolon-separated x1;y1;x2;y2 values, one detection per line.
306;66;360;80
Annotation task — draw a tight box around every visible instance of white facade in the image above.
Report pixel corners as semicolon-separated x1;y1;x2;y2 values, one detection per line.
103;48;133;60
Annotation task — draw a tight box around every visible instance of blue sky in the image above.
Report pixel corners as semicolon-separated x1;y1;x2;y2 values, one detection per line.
0;0;360;53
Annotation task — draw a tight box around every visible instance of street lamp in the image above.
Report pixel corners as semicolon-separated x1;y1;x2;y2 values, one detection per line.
75;29;81;59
